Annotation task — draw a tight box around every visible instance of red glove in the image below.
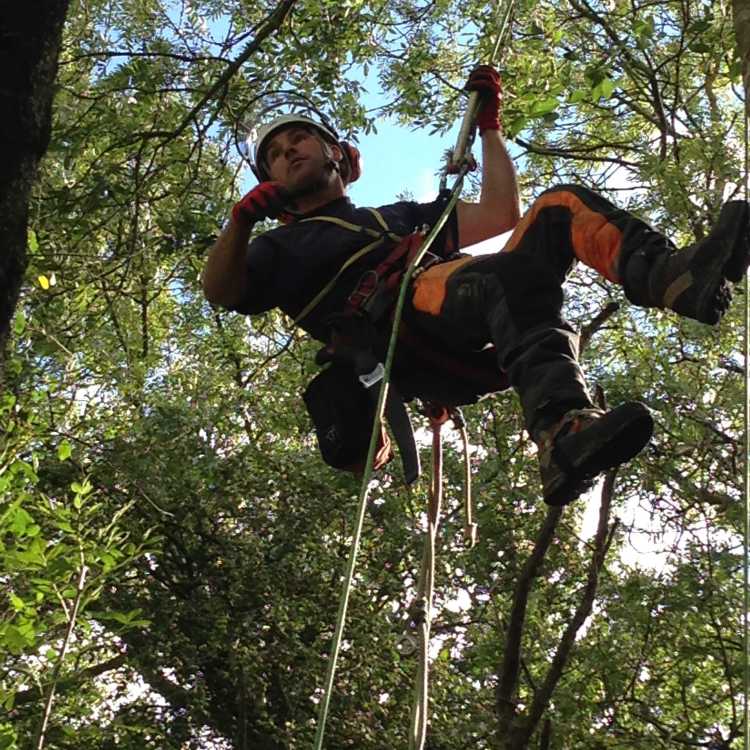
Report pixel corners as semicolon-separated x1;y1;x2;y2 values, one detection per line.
231;182;289;227
465;65;503;135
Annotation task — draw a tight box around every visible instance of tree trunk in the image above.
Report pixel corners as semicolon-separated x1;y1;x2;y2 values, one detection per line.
0;2;70;354
734;0;750;116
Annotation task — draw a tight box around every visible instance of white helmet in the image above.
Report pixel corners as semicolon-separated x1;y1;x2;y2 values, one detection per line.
244;113;361;184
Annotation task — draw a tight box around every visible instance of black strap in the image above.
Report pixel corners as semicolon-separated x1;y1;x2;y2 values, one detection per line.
316;315;420;484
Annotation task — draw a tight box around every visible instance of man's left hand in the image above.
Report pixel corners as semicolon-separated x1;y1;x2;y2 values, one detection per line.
465;65;503;134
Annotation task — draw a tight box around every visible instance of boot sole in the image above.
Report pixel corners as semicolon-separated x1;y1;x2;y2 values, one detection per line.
545;403;654;506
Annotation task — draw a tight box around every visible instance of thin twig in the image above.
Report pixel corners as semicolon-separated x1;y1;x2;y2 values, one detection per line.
579;302;620;353
35;550;89;750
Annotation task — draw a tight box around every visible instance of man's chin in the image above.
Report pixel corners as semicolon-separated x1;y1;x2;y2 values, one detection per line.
284;171;328;199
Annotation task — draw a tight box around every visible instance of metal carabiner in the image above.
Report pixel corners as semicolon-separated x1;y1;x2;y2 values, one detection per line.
396;633;418;657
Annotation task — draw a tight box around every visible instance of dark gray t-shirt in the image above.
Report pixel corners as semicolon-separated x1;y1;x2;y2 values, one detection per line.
230;195;458;341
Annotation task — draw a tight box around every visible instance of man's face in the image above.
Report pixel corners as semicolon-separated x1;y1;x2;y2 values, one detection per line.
262;126;341;194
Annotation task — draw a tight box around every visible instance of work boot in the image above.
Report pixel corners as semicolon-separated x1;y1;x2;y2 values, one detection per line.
622;201;750;324
535;402;654;506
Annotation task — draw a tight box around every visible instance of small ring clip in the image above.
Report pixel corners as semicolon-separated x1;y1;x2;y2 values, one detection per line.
396;633;418;657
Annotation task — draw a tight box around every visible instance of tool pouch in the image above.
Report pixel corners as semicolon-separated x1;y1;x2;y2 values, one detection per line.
302;364;393;474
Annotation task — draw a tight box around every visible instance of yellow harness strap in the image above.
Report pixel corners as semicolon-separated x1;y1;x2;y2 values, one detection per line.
292;209;404;325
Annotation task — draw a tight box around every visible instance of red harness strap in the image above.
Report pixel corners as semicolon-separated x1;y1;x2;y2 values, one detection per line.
345;232;440;316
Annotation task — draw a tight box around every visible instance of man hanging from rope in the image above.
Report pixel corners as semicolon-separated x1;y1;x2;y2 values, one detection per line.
202;66;750;507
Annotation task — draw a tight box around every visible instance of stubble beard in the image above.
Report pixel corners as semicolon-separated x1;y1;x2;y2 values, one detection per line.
285;161;337;205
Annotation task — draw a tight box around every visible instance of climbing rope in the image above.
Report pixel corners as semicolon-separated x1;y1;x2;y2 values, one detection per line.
312;72;482;750
311;2;515;746
743;103;749;750
406;406;473;750
409;406;448;750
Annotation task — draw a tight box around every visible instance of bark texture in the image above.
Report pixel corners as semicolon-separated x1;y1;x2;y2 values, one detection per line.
0;2;70;352
734;0;750;116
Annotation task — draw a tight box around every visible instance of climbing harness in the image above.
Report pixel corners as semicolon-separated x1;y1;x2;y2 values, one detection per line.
298;207;507;484
292;209;413;327
296;209;444;484
308;312;421;483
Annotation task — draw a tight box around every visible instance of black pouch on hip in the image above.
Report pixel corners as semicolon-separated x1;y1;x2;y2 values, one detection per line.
302;365;392;474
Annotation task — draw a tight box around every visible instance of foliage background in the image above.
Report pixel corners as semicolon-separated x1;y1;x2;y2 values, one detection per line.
1;0;746;748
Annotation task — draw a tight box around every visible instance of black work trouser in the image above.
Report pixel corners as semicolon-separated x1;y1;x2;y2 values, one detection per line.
406;184;673;438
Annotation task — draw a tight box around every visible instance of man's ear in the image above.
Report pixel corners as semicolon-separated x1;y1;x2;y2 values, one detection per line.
328;142;344;166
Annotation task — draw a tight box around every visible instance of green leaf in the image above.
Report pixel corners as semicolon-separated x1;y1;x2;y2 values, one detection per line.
71;480;93;496
633;16;655;46
10;507;33;536
592;78;617;101
2;624;32;653
530;97;559;117
687;19;710;34
568;89;588;104
12;313;26;336
58;440;72;462
9;594;24;612
16;542;46;567
106;608;146;626
27;229;38;253
0;720;17;748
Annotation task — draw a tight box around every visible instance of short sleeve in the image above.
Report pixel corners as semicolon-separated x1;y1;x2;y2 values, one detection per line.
378;193;459;258
227;235;279;315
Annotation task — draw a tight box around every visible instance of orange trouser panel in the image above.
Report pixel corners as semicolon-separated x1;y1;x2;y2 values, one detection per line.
412;189;626;317
503;190;623;282
412;255;476;316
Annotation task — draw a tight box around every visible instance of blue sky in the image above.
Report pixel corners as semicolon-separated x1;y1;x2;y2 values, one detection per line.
344;113;514;254
338;70;471;208
347;118;461;207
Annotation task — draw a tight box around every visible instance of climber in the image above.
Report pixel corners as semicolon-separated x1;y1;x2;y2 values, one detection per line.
202;65;750;507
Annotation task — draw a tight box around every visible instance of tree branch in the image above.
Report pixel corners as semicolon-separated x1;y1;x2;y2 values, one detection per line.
148;0;297;143
496;506;564;734
514;137;640;168
579;302;620;353
733;0;750;116
13;654;127;707
514;471;619;748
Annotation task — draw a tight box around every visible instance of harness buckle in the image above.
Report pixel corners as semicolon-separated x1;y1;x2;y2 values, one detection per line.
412;251;441;278
358;362;385;389
347;269;379;309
